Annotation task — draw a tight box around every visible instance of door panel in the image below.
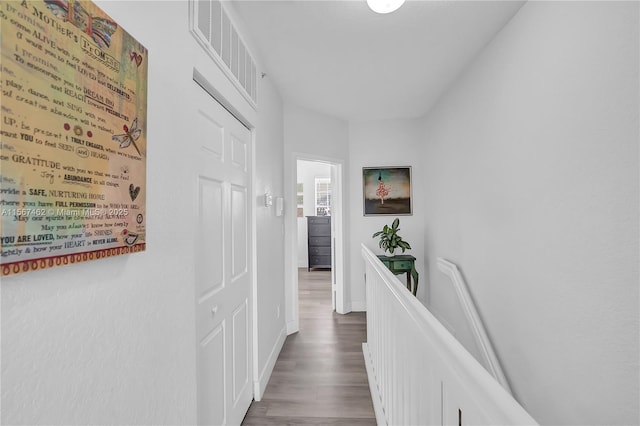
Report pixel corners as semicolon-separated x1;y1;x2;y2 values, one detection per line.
196;109;224;159
197;177;224;298
231;184;248;279
232;300;249;404
231;134;247;171
197;323;226;426
194;81;253;426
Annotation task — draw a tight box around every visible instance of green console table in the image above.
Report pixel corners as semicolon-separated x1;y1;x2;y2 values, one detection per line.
377;254;419;296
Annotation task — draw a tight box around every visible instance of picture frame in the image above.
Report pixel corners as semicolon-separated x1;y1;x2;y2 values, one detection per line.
1;0;147;276
363;166;412;216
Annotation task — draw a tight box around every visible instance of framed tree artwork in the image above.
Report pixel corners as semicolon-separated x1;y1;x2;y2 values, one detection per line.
363;167;412;216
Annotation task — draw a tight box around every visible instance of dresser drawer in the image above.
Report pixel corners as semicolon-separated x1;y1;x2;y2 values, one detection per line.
309;236;330;246
309;246;331;256
391;260;413;270
310;255;331;267
308;216;330;225
309;224;331;236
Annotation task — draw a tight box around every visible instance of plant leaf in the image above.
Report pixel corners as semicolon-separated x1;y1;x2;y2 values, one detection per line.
392;218;399;230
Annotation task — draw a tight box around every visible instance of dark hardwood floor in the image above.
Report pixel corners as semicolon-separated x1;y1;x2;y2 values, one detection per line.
242;269;376;425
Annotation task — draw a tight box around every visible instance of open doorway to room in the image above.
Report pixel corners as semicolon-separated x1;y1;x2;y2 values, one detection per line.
285;155;345;335
297;160;334;313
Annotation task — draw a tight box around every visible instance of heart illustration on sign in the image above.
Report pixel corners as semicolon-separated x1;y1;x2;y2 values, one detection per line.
130;51;143;67
129;184;140;201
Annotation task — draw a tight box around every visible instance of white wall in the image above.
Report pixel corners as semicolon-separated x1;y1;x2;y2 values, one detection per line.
420;2;639;425
253;74;286;395
1;1;286;423
296;160;332;268
283;104;349;329
284;104;350;161
348;119;425;311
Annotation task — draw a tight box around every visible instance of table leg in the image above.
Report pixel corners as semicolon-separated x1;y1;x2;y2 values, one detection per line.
411;267;419;296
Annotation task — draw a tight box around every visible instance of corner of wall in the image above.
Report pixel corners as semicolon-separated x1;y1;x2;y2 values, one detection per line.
350;301;367;312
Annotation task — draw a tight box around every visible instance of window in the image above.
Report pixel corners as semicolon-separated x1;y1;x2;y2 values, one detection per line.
315;177;331;216
296;183;304;217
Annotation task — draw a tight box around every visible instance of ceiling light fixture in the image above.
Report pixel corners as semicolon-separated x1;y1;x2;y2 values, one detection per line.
367;0;405;14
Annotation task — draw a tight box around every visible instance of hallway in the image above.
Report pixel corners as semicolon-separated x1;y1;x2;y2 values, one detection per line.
242;269;375;425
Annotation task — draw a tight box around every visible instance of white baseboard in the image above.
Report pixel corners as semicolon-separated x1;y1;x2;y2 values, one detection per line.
253;326;286;401
363;343;386;425
286;320;298;335
351;300;366;312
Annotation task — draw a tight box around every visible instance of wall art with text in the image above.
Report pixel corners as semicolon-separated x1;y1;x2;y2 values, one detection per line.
1;0;148;275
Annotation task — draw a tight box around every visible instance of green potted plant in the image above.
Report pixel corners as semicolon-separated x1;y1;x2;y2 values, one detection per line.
372;217;411;255
371;217;419;296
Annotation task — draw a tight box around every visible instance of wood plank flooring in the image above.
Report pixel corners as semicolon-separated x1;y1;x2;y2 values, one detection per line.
242;269;376;425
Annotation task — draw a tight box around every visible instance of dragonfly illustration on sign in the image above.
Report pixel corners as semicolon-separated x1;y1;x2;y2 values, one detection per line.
112;118;142;156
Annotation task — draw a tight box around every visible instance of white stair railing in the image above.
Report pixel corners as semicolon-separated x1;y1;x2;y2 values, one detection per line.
362;244;537;426
437;257;512;394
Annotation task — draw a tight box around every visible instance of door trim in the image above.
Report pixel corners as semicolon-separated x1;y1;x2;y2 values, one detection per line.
192;69;259;420
194;68;252;130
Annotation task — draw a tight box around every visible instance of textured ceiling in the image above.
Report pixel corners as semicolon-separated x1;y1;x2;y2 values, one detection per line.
231;0;525;121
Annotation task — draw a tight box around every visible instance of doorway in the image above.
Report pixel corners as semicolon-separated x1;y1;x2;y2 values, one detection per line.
297;160;334;309
285;155;346;335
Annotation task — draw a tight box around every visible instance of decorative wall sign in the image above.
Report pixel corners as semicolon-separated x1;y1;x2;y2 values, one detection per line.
1;0;148;276
363;167;412;216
